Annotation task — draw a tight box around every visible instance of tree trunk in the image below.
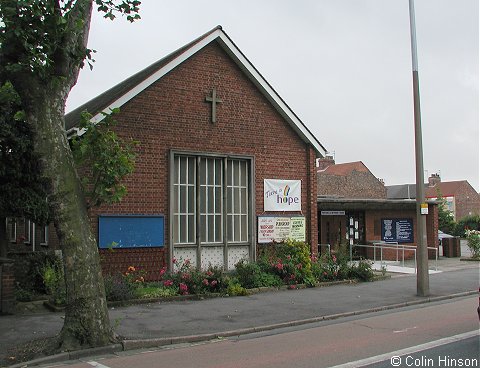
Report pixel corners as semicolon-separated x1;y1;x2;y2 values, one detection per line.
29;92;114;351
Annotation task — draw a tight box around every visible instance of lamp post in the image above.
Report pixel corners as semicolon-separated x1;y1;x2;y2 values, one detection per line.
408;0;429;296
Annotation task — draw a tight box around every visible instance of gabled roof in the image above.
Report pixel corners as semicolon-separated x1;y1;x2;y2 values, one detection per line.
318;161;369;176
65;26;327;157
425;181;469;198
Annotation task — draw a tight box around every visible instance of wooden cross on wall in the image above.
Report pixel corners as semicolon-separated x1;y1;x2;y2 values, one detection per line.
205;88;222;123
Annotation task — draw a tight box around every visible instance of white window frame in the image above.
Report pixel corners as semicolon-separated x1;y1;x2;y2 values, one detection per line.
170;151;254;251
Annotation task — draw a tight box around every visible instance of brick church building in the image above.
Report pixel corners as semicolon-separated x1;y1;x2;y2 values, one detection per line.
64;26;326;278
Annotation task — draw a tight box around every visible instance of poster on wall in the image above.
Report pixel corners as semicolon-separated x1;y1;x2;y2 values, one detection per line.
381;218;413;243
264;179;301;211
258;216;305;243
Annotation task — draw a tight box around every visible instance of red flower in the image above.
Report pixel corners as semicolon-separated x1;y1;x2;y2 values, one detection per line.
202;279;209;286
179;283;188;293
163;280;173;287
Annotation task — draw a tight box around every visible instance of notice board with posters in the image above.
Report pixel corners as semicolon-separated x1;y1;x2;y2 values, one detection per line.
258;216;305;243
98;215;165;248
381;218;414;243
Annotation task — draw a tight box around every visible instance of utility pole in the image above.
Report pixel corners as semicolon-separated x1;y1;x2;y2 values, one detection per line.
408;0;429;296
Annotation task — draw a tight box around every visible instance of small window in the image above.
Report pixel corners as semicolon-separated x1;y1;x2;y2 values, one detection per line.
24;219;31;244
40;225;49;246
8;218;16;243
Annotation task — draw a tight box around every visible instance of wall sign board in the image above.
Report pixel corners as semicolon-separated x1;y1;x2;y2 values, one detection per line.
258;216;305;243
99;215;165;248
381;218;413;243
264;179;301;211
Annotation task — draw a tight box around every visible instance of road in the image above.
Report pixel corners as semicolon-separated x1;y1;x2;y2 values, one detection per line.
42;296;479;368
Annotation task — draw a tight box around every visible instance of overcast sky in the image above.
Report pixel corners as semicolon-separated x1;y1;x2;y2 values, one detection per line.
66;0;479;192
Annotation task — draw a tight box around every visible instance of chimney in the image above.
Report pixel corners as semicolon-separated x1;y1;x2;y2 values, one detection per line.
428;173;441;187
317;155;335;171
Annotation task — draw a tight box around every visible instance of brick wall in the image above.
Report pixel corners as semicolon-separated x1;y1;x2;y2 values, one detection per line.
86;42;318;278
0;259;15;314
454;182;480;220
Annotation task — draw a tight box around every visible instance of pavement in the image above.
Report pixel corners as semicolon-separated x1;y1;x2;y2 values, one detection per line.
0;254;478;367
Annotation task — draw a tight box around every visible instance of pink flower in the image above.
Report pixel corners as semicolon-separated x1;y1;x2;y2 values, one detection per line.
202;279;209;286
184;259;191;266
296;263;302;270
275;263;283;271
159;267;167;277
288;285;297;290
286;255;291;260
179;283;188;293
332;255;337;263
211;280;218;287
181;273;191;280
163;280;173;287
206;271;213;277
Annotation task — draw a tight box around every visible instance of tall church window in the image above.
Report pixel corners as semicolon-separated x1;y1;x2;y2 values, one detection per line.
173;154;250;246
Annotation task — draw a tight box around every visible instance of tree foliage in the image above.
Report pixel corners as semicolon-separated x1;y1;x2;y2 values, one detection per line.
0;81;50;224
435;191;456;235
71;109;137;208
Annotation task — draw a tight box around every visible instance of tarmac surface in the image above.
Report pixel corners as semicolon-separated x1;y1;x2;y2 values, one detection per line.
0;254;478;367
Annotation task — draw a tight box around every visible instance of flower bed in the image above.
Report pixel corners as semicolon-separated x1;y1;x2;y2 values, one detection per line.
104;240;377;303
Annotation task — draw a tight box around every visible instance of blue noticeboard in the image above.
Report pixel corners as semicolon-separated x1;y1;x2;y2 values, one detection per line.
381;218;414;243
98;215;165;249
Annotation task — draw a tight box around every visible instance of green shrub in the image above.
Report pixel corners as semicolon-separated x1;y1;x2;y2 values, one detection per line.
42;259;66;305
258;240;316;286
349;259;375;281
454;215;480;237
465;230;480;258
104;274;136;301
15;288;34;302
234;260;282;288
12;251;61;294
226;282;248;296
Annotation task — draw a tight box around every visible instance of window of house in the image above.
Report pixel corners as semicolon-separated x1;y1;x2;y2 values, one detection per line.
8;218;16;242
24;219;31;244
40;225;49;246
173;154;251;246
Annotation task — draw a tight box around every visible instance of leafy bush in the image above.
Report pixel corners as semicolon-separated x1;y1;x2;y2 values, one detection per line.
234;260;282;288
163;259;228;295
349;259;375;281
454;215;480;237
465;229;480;258
226;280;248;296
104;273;136;301
15;288;34;302
258;240;316;286
42;259;66;305
312;246;350;282
12;251;61;294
